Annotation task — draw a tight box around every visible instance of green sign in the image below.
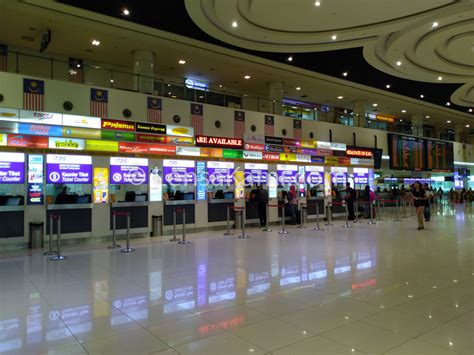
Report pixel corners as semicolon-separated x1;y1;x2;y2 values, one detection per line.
223;149;243;159
101;130;136;142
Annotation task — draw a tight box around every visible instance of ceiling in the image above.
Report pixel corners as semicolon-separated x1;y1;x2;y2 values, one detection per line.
0;0;472;129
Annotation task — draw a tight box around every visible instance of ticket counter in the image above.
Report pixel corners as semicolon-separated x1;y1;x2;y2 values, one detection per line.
207;161;236;223
305;165;325;217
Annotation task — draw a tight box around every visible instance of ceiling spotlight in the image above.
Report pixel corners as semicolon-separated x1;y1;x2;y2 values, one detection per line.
287;56;293;62
232;21;238;28
110;79;114;83
386;84;391;89
420;94;424;98
244;75;251;79
91;39;100;46
122;8;130;16
396;61;402;66
437;76;443;81
469;108;473;112
400;119;403;122
342;72;348;77
401;110;407;113
432;22;439;28
466;124;470;128
331;34;337;40
372;103;378;107
178;59;186;65
314;1;321;6
447;120;451;123
296;86;301;91
425;115;430;118
76;64;81;68
219;84;223;88
446;102;451;106
337;96;343;99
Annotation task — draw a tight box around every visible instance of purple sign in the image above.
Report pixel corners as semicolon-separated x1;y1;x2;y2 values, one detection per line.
0;161;25;184
207;168;234;185
110;165;148;185
245;169;268;184
47;163;92;184
163;166;195;184
306;171;324;185
331;172;347;184
277;170;298;184
354;173;369;185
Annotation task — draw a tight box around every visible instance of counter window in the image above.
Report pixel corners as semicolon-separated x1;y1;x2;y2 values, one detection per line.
305;165;324;197
109;157;148;203
0;152;25;206
163;159;195;201
207;161;235;199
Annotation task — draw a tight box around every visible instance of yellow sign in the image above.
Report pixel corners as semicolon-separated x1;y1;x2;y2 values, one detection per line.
200;147;223;158
234;171;245;199
324;156;339;166
62;127;101;139
93;167;109;203
279;153;296;161
300;140;316;148
0;133;7;146
376;114;395;123
86;140;119;152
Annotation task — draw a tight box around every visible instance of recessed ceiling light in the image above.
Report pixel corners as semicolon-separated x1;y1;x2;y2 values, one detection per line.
337;96;343;99
401;110;407;113
76;64;81;68
469;108;473;112
396;61;402;66
122;8;130;16
342;72;348;77
91;39;100;46
331;34;337;40
400;119;403;122
232;21;238;28
425;115;430;118
287;56;293;62
447;120;451;123
219;84;223;88
372;103;378;107
437;76;443;81
178;59;186;65
110;79;114;83
420;94;424;98
432;21;439;28
466;124;470;128
446;102;451;106
314;1;321;6
386;84;391;89
296;86;301;91
244;75;251;79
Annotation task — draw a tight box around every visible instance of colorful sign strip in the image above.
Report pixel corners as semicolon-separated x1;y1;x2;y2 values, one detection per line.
196;135;243;149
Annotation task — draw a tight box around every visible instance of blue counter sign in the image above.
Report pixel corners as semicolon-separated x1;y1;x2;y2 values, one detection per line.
196;161;207;200
185;79;209;91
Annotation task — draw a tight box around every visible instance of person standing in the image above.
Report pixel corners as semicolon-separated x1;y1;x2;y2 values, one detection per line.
423;183;432;221
412;181;428;230
345;182;356;220
287;185;298;225
256;185;268;228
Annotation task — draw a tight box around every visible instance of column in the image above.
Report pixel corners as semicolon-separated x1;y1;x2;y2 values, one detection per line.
267;81;284;115
352;100;366;127
455;123;464;143
411;113;424;137
132;49;155;93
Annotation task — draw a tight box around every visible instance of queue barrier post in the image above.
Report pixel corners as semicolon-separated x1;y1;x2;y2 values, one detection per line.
325;203;333;226
279;205;288;235
342;201;351;228
314;202;323;231
121;212;135;253
394;200;401;222
298;204;307;229
108;212;121;249
410;200;415;216
376;199;381;221
368;201;375;225
170;208;179;242
402;199;408;218
177;208;190;245
262;203;272;232
354;201;359;224
223;204;233;236
235;206;249;239
50;215;67;261
44;214;56;256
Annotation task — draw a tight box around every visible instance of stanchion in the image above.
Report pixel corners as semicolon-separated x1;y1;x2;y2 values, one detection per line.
121;212;135;253
394;200;401;222
178;209;190;244
236;207;249;239
410;200;414;216
44;214;56;256
108;212;121;249
342;202;351;228
169;208;179;242
376;199;381;221
402;199;407;218
262;203;272;232
353;201;359;223
50;216;67;261
314;202;323;231
325;203;333;226
368;201;375;225
223;204;233;236
279;205;288;234
298;204;307;229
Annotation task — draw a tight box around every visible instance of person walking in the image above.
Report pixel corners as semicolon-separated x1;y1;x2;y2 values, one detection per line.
287;185;298;225
345;182;356;220
256;185;268;228
412;181;428;230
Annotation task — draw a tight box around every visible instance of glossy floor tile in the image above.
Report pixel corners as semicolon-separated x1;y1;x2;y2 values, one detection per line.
0;206;472;354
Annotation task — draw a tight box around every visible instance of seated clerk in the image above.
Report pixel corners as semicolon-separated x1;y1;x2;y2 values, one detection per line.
55;186;68;204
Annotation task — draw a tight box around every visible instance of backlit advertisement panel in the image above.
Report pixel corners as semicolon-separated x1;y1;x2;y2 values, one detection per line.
8;134;48;148
305;165;324;185
48;137;85;150
62;127;101;139
110;157;148;185
46;154;92;184
19;110;62;125
163;160;195;185
244;163;268;184
62;114;101;129
85;140;118;152
93;167;109;203
19;123;62;137
207;161;234;185
28;155;44;204
277;164;298;184
0;152;25;184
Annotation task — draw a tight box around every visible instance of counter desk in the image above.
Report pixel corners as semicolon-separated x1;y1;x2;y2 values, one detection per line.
164;200;195;225
46;203;92;235
0;206;25;239
208;199;236;222
110;202;149;232
305;197;325;217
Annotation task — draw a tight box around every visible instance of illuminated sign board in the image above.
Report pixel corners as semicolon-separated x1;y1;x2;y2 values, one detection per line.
166;136;194;145
330;167;347;184
243;151;262;160
149;167;162;202
148;145;176;155
283;138;301;147
93;167;109;203
222;149;243;159
305;165;324;185
62;114;101;129
0;152;25;184
110;157;148;185
101;119;136;132
102;130;135;141
176;146;200;157
46;154;92;184
8;134;48;148
265;144;284;153
262;152;280;161
268;172;278;198
163;160;195;184
200;148;223;158
0;108;20;121
118;142;149;154
0;121;19;134
135;122;166;135
296;154;311;163
244;163;268;184
28;155;44;203
166;125;194;137
19;110;62;125
196;135;243;149
184;78;209;91
353;168;369;185
85;140;118;152
244;134;265;144
62;127;101;139
196;162;207;200
19;123;62;137
277;164;298;184
243;143;265;151
49;137;85;150
207;161;234;185
136;133;166;143
0;134;6;146
346;147;373;158
265;136;283;145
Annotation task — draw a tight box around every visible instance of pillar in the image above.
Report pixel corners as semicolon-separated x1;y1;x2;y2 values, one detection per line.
411;113;424;137
455;123;464;143
132;49;155;93
267;81;284;115
352;100;366;127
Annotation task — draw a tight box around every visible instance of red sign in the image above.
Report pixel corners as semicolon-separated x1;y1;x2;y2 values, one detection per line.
284;146;298;153
338;157;351;166
195;135;243;149
263;152;280;160
101;119;136;132
7;134;48;148
148;145;176;155
315;148;332;156
136;133;166;143
283;138;301;147
118;142;149;153
346;147;373;158
243;143;265;151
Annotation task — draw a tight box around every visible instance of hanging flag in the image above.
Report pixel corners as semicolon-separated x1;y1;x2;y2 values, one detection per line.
68;57;84;83
293;119;302;139
23;78;45;111
234;110;246;139
0;44;7;72
147;97;162;123
190;103;204;135
264;114;274;136
90;88;108;118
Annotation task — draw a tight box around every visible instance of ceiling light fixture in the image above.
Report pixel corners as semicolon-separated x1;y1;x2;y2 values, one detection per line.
219;84;223;88
420;94;424;98
432;21;439;28
425;115;430;118
314;1;321;6
469;108;473;112
296;86;301;91
372;103;378;107
287;56;293;62
110;79;114;83
466;124;470;128
401;110;407;113
122;8;130;16
447;120;451;123
91;39;100;46
331;34;337;40
337;96;343;99
232;21;238;28
446;102;451;106
396;61;402;66
178;59;186;65
386;84;391;89
244;75;251;79
342;72;348;77
437;76;443;81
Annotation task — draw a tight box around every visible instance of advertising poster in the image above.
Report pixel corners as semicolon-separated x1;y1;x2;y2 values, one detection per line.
268;172;278;198
149;167;162;202
8;134;48;148
163;160;195;185
19;110;63;125
166;125;194;137
0;152;25;184
46;154;92;184
207;161;234;185
277;164;298;184
62;114;101;129
27;155;44;205
110;157;148;185
85;140;118;152
306;166;324;185
245;163;268;184
0;134;7;146
18;123;62;137
196;162;207;200
48;137;85;150
62;127;101;139
234;171;245;199
93;167;109;203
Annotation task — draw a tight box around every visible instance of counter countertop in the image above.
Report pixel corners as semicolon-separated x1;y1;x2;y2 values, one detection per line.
0;205;24;212
111;202;149;208
47;203;93;210
164;200;196;206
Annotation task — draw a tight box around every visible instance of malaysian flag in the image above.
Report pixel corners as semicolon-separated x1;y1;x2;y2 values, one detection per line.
90;88;108;118
147;97;162;123
23;78;45;111
264;115;274;136
68;57;84;83
293;119;302;139
234;110;246;139
191;103;204;135
0;44;7;72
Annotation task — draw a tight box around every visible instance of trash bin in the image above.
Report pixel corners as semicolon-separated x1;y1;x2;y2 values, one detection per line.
29;221;44;249
151;215;163;237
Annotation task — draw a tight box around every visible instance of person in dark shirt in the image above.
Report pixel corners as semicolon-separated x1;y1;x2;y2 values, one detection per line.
256;185;269;228
345;182;356;220
412;181;428;230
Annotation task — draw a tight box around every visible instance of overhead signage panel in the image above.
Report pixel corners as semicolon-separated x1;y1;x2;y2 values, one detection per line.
0;121;19;134
0;152;25;184
19;110;62;125
63;114;101;129
346;147;373;158
136;122;166;135
244;134;265;144
48;137;85;150
244;143;265;151
8;134;48;148
85;140;118;152
196;135;243;149
62;127;101;139
243;151;263;160
46;154;92;184
163;159;195;185
136;133;166;143
19;123;62;137
166;125;194;137
176;146;200;157
110;157;148;185
0;108;20;121
184;78;209;91
101;130;136;141
101;119;136;132
207;161;234;185
265;136;283;145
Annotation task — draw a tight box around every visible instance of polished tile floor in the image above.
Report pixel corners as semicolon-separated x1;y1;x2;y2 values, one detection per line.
0;204;473;354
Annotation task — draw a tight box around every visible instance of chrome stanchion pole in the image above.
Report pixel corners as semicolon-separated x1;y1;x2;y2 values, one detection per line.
325;203;333;226
354;201;359;223
263;203;272;232
169;208;179;242
108;212;121;249
279;205;288;234
238;209;249;239
51;216;67;261
314;202;323;231
298;205;306;229
368;201;375;225
410;200;414;216
178;209;190;244
343;202;351;228
121;212;135;253
223;205;233;236
394;200;401;222
44;214;56;255
402;199;407;218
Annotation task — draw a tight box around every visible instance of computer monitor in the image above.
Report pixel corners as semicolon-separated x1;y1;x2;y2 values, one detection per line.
135;194;146;202
6;197;20;206
125;191;136;202
224;192;234;199
76;195;90;204
183;192;194;200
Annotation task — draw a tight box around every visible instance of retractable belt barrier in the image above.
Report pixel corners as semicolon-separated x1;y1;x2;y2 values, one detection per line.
44;214;57;256
111;211;135;253
342;201;351;228
109;211;122;249
268;204;288;235
306;200;323;231
231;206;249;239
223;205;233;236
174;207;190;245
298;203;307;229
49;214;67;261
262;203;272;232
379;199;402;222
325;203;333;226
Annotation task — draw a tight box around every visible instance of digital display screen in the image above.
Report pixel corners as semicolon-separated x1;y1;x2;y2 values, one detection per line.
28;155;43;204
305;166;324;185
388;133;425;171
196;162;207;200
425;139;454;172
